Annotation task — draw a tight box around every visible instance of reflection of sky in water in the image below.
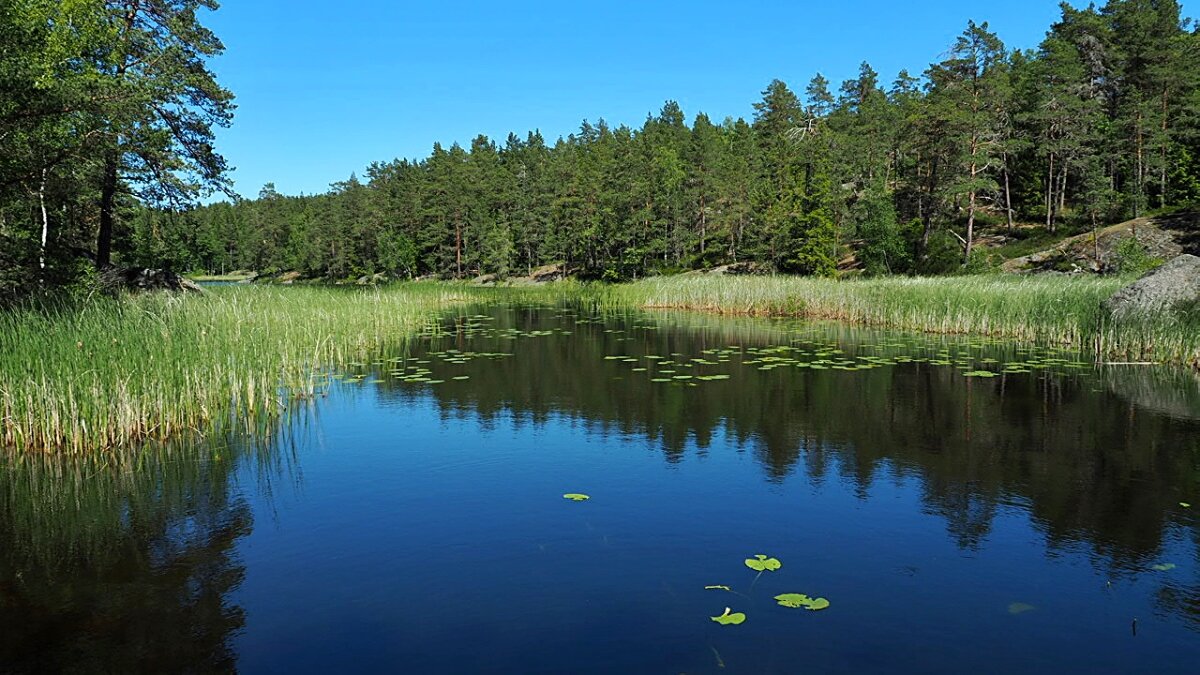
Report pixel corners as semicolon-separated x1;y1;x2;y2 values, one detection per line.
3;307;1199;673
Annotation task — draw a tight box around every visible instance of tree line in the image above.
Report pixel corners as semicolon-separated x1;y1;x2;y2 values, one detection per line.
3;2;1199;294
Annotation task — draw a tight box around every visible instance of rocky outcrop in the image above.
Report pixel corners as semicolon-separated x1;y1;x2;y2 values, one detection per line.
529;263;568;282
706;261;774;276
1103;254;1200;318
101;267;202;293
1003;216;1193;274
508;263;570;284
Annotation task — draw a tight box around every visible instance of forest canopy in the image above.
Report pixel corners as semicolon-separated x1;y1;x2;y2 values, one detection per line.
2;1;1199;293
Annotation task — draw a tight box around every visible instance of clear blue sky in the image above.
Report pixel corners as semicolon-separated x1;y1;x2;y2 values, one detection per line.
204;0;1190;199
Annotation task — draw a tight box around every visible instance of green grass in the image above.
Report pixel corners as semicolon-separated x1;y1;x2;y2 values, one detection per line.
601;275;1200;367
0;284;485;454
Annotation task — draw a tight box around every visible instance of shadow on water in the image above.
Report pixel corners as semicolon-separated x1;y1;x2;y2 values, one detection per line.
367;305;1200;624
0;420;302;673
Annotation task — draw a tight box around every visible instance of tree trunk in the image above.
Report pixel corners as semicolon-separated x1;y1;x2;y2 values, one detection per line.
921;155;939;252
1135;110;1144;218
454;217;462;279
1160;88;1169;209
96;2;138;270
38;168;49;281
965;190;976;265
1003;162;1013;232
1045;153;1055;232
97;150;118;269
1058;163;1067;214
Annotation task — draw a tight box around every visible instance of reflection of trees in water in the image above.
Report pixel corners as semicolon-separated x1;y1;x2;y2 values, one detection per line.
381;307;1200;617
0;430;296;673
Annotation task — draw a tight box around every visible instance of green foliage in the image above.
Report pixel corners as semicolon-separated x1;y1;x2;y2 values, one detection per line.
744;554;782;572
710;607;746;625
774;593;831;611
855;190;910;275
919;231;967;275
1111;236;1163;276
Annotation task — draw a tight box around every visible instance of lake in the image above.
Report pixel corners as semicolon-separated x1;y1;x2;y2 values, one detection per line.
2;304;1198;673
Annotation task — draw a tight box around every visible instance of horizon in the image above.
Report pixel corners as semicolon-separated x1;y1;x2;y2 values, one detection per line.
203;0;1193;201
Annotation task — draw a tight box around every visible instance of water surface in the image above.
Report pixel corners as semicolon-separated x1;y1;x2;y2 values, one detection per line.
3;306;1199;673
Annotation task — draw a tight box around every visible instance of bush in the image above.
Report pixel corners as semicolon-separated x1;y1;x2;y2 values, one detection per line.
1111;236;1163;276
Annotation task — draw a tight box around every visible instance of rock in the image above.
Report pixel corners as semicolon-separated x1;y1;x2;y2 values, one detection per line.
1103;254;1200;318
707;262;774;276
354;272;388;285
100;267;202;293
472;273;498;286
529;263;567;282
276;271;302;285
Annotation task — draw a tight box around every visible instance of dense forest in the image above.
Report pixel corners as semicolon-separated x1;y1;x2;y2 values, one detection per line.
3;1;1200;293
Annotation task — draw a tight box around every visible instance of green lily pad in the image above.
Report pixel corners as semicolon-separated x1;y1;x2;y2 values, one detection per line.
745;554;782;572
704;585;732;592
1008;602;1036;615
775;593;830;611
710;607;746;625
1181;502;1191;508
562;493;590;501
1152;563;1176;571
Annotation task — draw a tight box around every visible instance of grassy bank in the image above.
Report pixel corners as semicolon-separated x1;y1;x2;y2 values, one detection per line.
0;284;486;454
601;275;1200;367
4;274;1197;454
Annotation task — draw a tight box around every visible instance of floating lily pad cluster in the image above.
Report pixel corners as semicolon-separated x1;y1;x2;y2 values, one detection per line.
336;307;1101;395
707;553;831;626
592;328;1097;386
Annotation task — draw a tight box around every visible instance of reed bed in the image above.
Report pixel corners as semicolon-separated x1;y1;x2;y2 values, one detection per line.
3;275;1196;455
603;275;1200;367
0;284;481;454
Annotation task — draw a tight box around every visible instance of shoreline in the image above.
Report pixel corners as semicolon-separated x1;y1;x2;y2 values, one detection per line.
2;276;1197;454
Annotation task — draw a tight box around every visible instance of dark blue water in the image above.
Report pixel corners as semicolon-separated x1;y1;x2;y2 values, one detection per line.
2;306;1198;673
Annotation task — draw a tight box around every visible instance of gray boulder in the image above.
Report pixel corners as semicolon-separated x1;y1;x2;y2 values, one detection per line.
1103;254;1200;318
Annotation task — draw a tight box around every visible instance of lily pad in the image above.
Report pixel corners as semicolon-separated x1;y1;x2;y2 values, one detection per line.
562;493;590;501
1008;602;1036;615
704;585;732;592
1181;503;1191;508
775;593;831;611
1151;563;1177;571
745;554;782;572
710;607;746;626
